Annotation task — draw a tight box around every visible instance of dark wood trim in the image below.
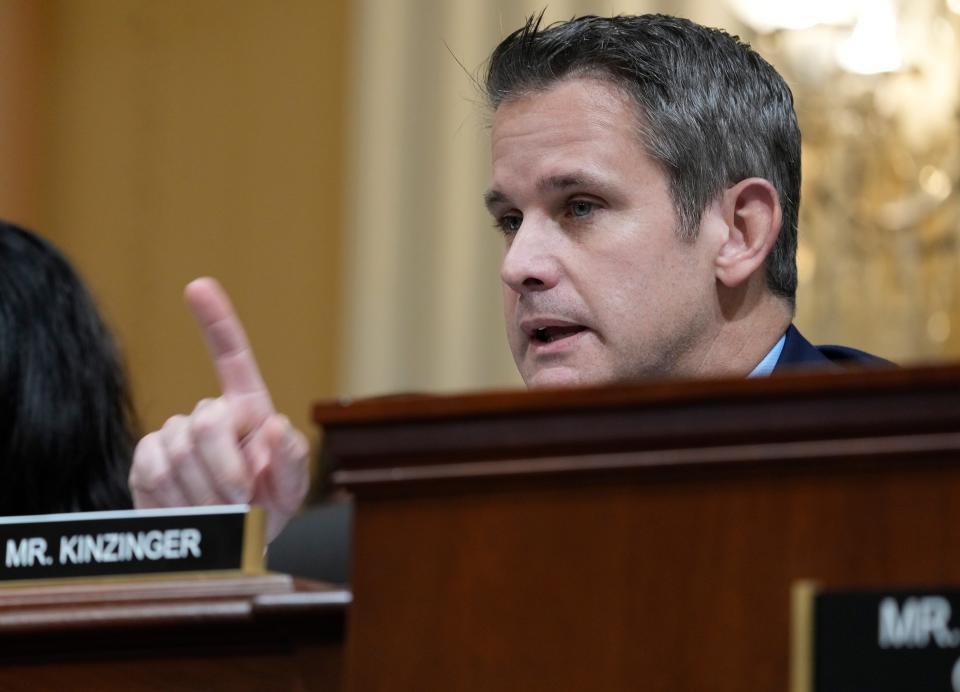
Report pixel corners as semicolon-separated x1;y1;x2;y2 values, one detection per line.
0;573;348;634
0;572;348;692
318;365;960;480
332;431;960;492
314;362;957;426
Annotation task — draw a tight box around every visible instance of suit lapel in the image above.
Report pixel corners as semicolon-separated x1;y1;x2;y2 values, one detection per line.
773;324;838;372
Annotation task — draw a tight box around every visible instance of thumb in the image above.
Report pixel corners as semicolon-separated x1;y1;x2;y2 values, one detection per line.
256;414;310;537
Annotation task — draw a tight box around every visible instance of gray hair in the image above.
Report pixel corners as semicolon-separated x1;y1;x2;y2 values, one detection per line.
485;13;801;302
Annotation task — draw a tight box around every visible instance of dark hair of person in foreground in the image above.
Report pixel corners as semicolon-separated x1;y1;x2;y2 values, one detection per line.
0;220;136;514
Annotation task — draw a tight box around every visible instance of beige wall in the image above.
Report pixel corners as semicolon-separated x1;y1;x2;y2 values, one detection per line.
0;0;348;441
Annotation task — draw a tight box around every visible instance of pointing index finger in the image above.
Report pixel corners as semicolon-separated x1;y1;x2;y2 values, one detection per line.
185;277;273;410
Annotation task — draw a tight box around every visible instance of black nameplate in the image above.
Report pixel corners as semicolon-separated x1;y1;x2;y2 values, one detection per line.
812;588;960;691
0;505;264;583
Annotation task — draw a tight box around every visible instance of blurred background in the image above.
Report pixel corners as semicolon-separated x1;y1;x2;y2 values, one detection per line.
1;0;958;442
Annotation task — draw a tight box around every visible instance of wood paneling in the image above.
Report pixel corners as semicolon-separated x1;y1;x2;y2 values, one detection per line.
321;367;960;691
35;0;350;438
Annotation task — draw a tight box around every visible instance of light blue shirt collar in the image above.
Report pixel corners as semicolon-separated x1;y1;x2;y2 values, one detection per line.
748;334;786;378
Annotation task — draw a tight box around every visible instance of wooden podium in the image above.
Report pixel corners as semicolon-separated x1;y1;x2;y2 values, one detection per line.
316;364;960;692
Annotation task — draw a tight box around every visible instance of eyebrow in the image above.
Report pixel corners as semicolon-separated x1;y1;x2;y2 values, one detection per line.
484;172;605;213
483;189;509;213
537;174;597;192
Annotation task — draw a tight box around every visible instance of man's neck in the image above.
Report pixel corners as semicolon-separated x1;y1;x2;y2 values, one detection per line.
687;283;794;379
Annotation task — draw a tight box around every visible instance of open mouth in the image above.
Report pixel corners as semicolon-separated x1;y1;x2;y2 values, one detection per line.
532;325;586;343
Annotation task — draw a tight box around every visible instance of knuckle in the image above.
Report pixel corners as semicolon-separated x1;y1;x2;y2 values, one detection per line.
166;439;193;469
289;431;309;460
160;414;188;436
271;415;308;461
133;431;159;463
131;460;173;494
140;423;194;474
130;438;175;492
191;401;228;437
190;397;218;417
217;467;253;500
131;434;162;480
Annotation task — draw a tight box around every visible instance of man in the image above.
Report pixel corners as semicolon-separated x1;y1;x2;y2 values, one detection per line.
129;14;881;537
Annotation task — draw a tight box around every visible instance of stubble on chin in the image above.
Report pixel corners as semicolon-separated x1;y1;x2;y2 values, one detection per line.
521;362;600;389
519;342;613;389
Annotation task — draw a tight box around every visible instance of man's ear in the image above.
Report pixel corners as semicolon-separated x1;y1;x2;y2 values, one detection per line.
714;178;782;289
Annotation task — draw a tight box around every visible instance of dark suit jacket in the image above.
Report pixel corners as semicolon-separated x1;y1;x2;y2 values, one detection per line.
773;324;891;372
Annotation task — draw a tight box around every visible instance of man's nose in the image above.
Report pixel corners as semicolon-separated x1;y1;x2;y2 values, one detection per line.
499;220;561;293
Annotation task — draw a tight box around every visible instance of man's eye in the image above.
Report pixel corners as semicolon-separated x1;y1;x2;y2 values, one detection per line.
570;200;595;217
496;215;523;233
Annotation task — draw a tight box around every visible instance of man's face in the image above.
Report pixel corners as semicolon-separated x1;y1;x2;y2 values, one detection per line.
487;78;725;388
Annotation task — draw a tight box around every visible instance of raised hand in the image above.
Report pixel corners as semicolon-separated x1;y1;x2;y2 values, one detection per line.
129;278;308;540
